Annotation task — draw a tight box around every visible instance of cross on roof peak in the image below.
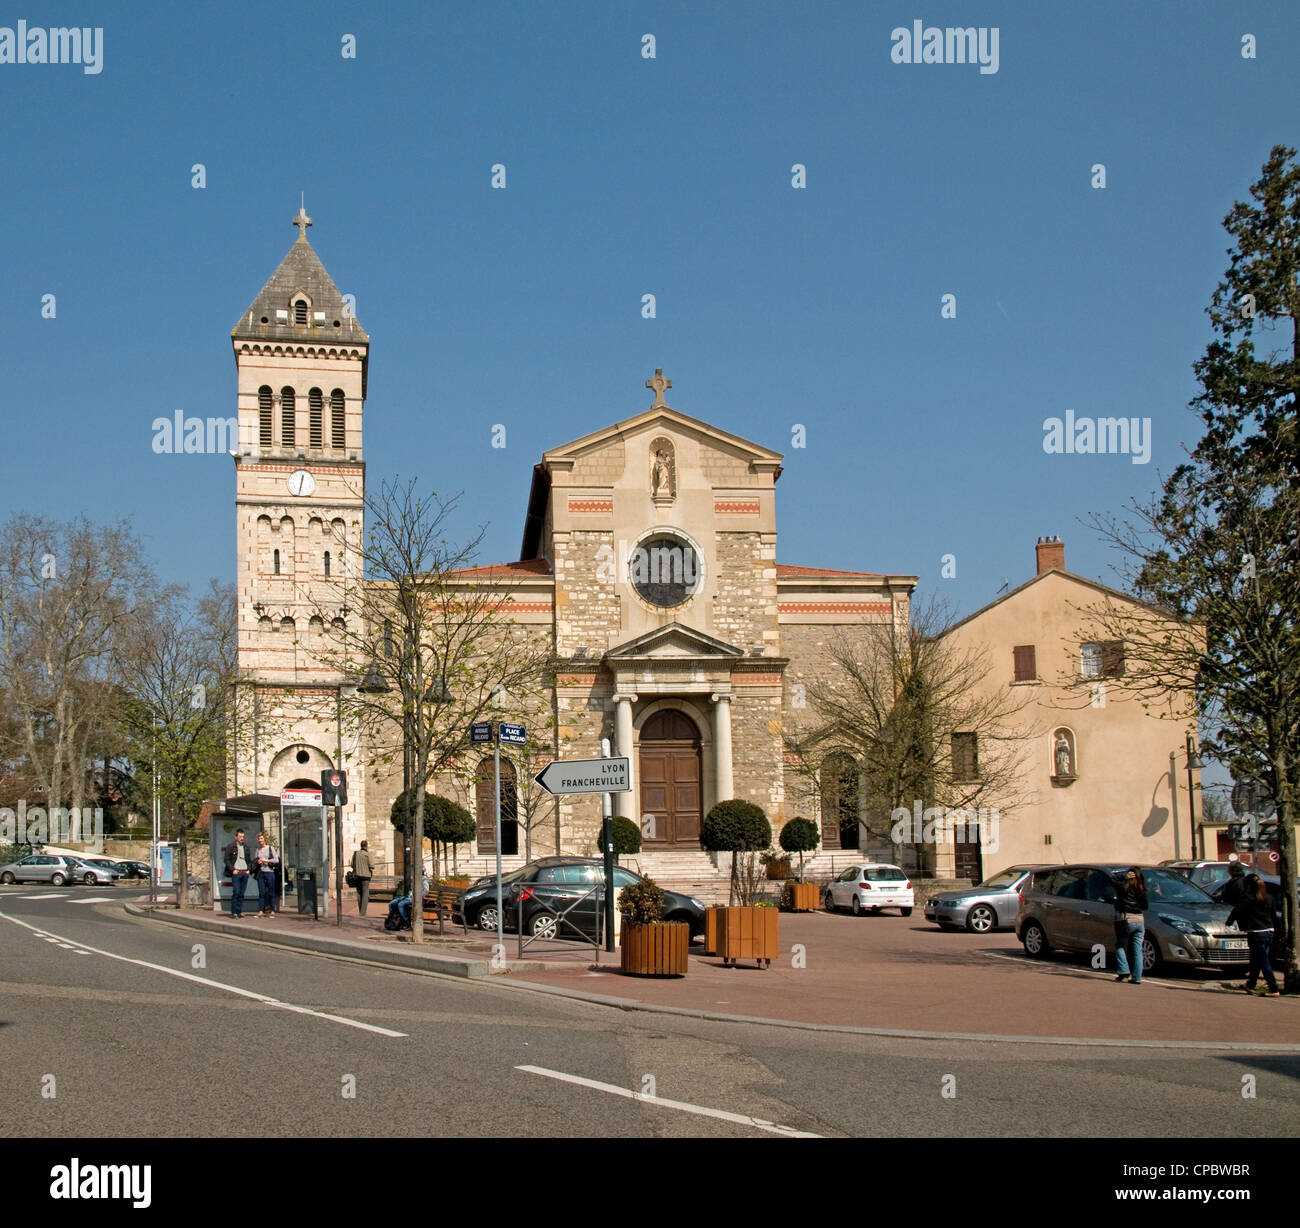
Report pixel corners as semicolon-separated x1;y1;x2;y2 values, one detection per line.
645;368;672;408
292;205;313;241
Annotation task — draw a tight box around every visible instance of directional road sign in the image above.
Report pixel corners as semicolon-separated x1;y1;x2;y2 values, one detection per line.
470;722;493;744
499;722;527;745
534;756;631;795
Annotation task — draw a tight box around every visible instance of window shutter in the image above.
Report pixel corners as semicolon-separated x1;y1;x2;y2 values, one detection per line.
281;387;295;447
258;386;273;449
309;388;323;447
1013;645;1036;682
331;389;346;449
1101;641;1126;677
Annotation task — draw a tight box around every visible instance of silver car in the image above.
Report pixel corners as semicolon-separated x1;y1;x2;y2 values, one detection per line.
71;856;125;886
0;853;86;886
924;864;1045;933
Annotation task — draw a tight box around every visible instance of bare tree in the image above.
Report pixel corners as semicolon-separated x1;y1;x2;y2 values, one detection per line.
786;598;1033;874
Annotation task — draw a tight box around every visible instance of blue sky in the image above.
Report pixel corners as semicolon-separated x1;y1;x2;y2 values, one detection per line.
1;0;1296;632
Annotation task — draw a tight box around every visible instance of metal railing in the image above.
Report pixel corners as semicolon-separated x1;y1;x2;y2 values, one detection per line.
516;886;605;960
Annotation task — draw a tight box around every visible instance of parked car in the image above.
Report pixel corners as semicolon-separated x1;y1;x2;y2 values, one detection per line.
1160;860;1237;892
70;857;126;886
925;864;1046;932
115;860;152;880
1016;864;1246;976
823;863;914;916
0;853;88;886
453;856;707;940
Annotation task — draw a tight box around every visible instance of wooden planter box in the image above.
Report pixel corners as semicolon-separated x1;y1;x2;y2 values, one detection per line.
716;905;779;968
704;906;724;955
620;921;690;977
788;881;820;912
765;859;793;880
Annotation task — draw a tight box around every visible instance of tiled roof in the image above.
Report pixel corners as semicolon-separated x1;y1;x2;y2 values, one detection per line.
775;563;883;578
232;231;368;344
447;559;554;579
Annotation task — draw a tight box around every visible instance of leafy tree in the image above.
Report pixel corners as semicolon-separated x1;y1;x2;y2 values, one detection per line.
610;815;642;858
779;816;820;880
1082;145;1300;989
700;799;771;904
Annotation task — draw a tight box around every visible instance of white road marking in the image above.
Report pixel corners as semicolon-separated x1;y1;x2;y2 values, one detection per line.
17;893;70;899
67;896;120;904
515;1065;821;1138
0;908;407;1038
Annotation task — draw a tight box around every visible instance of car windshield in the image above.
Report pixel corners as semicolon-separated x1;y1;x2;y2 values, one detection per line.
1140;868;1215;904
978;868;1026;889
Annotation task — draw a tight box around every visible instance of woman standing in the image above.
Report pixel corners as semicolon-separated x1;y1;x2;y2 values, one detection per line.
1228;874;1281;997
1112;866;1148;984
255;831;280;918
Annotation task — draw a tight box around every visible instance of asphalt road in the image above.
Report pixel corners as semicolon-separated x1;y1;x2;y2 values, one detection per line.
3;885;1299;1139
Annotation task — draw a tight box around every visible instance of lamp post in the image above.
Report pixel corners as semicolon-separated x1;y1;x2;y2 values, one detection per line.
1185;733;1204;859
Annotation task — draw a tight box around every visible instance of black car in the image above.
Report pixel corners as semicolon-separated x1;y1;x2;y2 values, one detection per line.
115;860;152;880
453;856;707;941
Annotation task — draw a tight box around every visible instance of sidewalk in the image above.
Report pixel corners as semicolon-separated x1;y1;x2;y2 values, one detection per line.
133;897;1300;1047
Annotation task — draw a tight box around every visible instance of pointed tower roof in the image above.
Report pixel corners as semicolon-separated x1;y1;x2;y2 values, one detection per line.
231;207;369;345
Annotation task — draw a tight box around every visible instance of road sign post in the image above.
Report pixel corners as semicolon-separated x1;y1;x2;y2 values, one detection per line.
533;751;631;953
474;720;524;962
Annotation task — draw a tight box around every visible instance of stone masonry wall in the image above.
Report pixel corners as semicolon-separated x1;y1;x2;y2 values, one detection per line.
712;532;777;651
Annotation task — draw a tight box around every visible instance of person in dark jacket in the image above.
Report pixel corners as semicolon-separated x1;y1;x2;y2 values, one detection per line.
1220;860;1247;910
254;831;280;917
1112;866;1149;984
1228;873;1280;996
351;840;374;916
222;829;254;919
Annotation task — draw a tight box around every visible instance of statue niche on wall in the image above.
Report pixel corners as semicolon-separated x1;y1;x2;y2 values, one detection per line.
650;437;676;503
1051;728;1077;784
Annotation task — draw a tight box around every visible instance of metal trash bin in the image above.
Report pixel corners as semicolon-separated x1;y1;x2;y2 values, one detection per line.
188;879;211;908
297;871;317;915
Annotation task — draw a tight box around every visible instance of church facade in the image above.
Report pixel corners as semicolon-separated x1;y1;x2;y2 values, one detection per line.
225;217;918;876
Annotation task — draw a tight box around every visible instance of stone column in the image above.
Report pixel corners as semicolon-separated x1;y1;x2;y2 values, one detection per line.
614;693;637;819
711;693;734;804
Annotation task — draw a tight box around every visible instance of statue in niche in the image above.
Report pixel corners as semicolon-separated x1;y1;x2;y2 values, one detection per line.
1054;730;1075;778
650;440;676;500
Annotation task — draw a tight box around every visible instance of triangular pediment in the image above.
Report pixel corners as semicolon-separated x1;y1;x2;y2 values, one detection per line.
605;621;745;661
543;406;782;471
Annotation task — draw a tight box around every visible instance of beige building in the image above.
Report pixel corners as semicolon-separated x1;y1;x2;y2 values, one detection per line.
939;537;1202;880
227;217;918;889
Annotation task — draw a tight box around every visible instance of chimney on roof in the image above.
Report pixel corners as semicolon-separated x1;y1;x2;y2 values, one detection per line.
1036;536;1065;575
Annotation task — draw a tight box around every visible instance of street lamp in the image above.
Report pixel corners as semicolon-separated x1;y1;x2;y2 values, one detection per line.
1185;733;1204;859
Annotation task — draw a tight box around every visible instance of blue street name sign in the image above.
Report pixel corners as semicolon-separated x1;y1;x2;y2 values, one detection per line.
499;723;527;745
470;722;494;743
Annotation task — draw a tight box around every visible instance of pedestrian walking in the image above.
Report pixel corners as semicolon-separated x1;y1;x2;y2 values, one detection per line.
1228;873;1281;997
223;828;253;919
350;840;374;916
1112;865;1148;984
255;831;280;917
1221;859;1247;909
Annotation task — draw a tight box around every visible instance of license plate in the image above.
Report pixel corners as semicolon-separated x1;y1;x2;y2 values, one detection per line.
1219;940;1247;950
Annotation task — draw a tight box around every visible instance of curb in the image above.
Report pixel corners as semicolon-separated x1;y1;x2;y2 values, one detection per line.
123;902;581;977
123;904;1300;1053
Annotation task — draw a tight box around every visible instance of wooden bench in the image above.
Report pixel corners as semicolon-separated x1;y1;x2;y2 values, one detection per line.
421;885;467;934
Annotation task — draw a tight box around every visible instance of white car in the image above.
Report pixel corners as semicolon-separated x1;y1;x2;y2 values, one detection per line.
824;863;914;916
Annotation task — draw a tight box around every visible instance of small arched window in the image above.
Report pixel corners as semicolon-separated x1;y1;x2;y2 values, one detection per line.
331;617;346;633
258;386;273;449
273;549;281;575
294;299;308;325
309;388;323;448
280;616;295;633
330;389;345;449
280;387;296;447
323;551;331;576
258;616;273;632
308;615;324;634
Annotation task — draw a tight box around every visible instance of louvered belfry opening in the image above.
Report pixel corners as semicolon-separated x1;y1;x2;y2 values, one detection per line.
258;385;273;449
330;389;345;449
309;388;323;447
280;387;295;447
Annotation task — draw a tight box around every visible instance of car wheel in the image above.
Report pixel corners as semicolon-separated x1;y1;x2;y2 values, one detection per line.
1141;934;1162;977
966;904;996;934
0;872;13;885
900;907;913;917
824;892;835;913
530;913;559;940
84;872;98;885
1021;920;1051;958
476;905;500;932
851;896;863;916
51;873;66;886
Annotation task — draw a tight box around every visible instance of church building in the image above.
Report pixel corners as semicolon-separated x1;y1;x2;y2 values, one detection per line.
225;215;918;889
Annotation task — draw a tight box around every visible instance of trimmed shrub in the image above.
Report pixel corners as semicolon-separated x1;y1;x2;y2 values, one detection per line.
610;815;642;856
618;875;665;925
699;799;771;853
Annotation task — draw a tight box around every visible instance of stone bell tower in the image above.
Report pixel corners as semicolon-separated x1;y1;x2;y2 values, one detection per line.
228;208;371;853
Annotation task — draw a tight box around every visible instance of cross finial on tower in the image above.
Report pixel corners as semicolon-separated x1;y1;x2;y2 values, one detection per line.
645;368;672;408
293;204;313;241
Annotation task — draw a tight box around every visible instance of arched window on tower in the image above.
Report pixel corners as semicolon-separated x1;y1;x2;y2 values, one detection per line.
258;386;273;449
273;549;281;576
323;551;331;577
294;299;308;325
330;389;346;449
280;387;296;448
309;388;323;448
